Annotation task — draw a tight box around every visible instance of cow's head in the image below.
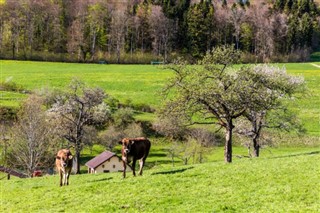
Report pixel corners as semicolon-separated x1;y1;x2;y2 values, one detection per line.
57;150;73;168
119;138;134;156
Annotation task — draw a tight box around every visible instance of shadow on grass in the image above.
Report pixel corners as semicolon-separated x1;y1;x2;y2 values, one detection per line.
151;167;194;176
88;177;113;183
149;153;167;158
269;151;320;159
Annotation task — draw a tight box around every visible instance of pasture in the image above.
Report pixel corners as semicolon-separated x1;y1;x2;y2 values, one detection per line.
0;60;319;136
0;60;319;212
1;148;319;212
0;60;169;107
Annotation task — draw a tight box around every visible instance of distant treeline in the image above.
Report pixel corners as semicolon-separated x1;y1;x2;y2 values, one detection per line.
0;0;319;63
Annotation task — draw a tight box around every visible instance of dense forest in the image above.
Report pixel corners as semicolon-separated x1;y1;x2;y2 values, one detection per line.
0;0;319;63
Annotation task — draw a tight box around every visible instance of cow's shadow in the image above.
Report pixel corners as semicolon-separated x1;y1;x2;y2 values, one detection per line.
151;167;194;175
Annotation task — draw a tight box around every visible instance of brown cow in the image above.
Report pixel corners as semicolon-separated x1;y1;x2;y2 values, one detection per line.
55;149;73;186
119;137;151;178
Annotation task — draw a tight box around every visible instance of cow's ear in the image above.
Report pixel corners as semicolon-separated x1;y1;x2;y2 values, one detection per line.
68;155;73;160
118;141;123;145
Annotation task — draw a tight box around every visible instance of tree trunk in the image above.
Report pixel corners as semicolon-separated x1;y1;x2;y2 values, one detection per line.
224;124;233;163
75;149;81;174
12;42;16;59
253;138;260;157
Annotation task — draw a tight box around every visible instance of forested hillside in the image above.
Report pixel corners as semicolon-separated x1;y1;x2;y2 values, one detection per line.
0;0;319;63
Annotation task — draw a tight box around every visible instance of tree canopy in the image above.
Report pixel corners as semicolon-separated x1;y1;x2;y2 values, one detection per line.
160;46;305;162
0;0;318;63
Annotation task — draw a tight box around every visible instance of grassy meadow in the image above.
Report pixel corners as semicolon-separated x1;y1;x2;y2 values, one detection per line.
0;60;170;107
0;60;319;135
0;60;319;212
1;148;319;212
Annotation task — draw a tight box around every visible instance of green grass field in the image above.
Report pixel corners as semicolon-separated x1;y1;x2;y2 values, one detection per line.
1;148;319;212
0;60;319;212
0;60;170;107
1;60;319;136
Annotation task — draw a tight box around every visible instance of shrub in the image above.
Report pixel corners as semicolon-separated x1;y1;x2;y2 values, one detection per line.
310;51;320;62
188;128;223;147
112;108;135;129
98;125;124;151
99;123;143;151
132;103;155;113
0;80;28;93
0;106;18;121
105;96;120;109
153;117;187;140
123;123;144;138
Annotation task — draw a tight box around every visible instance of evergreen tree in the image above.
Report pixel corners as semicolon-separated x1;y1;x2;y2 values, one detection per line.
274;0;286;11
136;2;152;52
284;0;294;13
186;0;214;58
287;15;299;52
298;0;310;15
240;23;253;53
299;12;313;47
161;0;191;50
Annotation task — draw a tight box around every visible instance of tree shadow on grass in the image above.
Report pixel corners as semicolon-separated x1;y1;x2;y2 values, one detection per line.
151;167;194;175
88;177;113;183
269;151;320;159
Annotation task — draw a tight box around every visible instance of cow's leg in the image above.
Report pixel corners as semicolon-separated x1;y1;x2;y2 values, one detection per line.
122;160;126;178
66;172;70;185
132;158;136;176
139;158;145;176
59;171;63;187
63;173;66;185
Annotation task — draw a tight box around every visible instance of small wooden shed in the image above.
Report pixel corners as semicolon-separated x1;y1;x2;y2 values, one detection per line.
85;151;131;174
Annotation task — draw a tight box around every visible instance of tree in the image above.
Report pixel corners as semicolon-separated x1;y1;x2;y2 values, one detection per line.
160;0;191;51
135;2;152;53
66;1;88;61
149;5;175;62
274;0;286;11
270;12;288;55
236;65;305;157
110;10;126;63
186;0;214;58
3;0;24;59
229;5;245;50
7;95;57;177
86;2;109;60
160;46;254;163
299;13;313;47
49;79;110;174
214;5;233;46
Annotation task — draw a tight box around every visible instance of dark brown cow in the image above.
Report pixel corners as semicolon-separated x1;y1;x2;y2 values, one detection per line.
119;137;151;178
55;149;73;186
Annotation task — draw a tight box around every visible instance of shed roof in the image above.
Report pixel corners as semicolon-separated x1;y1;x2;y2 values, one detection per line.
85;151;119;169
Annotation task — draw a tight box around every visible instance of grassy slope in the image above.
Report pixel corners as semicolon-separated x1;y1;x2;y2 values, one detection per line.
1;149;319;212
0;60;170;107
282;63;320;136
1;60;319;136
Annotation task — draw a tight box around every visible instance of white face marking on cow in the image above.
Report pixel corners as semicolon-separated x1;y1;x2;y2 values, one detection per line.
124;148;129;154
